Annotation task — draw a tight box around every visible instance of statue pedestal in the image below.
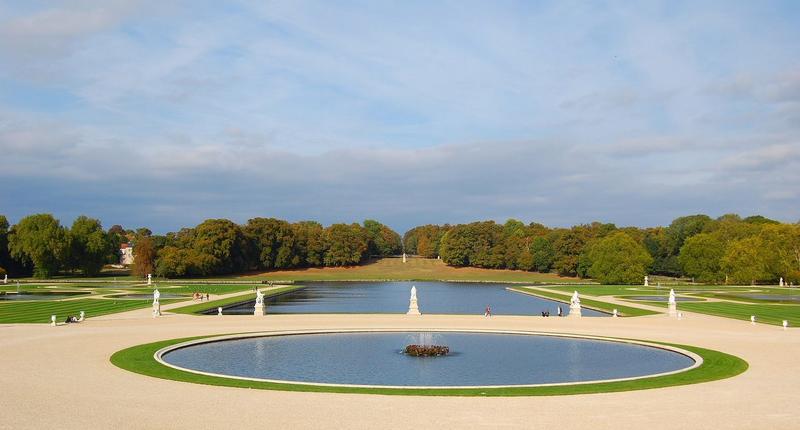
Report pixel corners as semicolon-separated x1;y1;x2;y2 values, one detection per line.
407;298;421;315
668;302;677;317
254;303;265;316
152;302;161;318
568;303;582;317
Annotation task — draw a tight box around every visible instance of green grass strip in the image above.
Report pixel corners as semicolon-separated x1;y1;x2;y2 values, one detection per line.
646;301;800;326
0;299;182;324
169;286;304;315
509;287;659;317
110;333;747;397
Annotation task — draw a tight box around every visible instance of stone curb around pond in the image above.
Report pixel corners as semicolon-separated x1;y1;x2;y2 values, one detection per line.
110;329;747;396
153;329;704;390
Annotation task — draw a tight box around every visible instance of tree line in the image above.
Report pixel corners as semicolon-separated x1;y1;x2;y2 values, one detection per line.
0;214;401;279
403;214;800;285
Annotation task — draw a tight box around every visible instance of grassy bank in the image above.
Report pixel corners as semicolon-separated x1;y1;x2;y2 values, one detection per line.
509;287;659;317
238;257;584;283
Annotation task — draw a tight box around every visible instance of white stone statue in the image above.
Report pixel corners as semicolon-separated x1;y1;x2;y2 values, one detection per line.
218;307;223;316
570;291;580;306
751;315;756;325
147;273;152;286
3;274;7;284
152;289;161;317
403;253;407;263
568;291;581;317
612;309;618;318
780;277;785;287
668;289;677;317
407;286;420;315
51;315;57;327
254;289;265;316
783;320;788;330
78;311;85;322
644;276;649;287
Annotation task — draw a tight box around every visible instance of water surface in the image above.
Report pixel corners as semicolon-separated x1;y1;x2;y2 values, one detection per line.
163;332;694;386
217;281;607;316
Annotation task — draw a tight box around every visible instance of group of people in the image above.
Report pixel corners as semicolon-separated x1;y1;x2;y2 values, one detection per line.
192;292;210;301
541;306;565;317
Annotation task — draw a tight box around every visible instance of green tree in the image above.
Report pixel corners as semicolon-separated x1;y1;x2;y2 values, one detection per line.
665;214;713;255
291;221;326;266
69;216;112;276
721;237;770;284
363;220;402;257
244;218;296;269
8;214;69;278
678;233;726;283
586;232;653;284
530;236;554;272
192;219;248;275
323;223;369;266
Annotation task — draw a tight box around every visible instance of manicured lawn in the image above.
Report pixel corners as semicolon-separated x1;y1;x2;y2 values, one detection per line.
237;257;584;283
510;287;659;317
544;285;779;297
649;301;800;327
110;334;747;397
170;286;304;315
0;298;182;324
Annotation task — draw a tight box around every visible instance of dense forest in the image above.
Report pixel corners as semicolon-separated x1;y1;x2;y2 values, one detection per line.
404;215;800;285
2;213;798;284
0;214;401;279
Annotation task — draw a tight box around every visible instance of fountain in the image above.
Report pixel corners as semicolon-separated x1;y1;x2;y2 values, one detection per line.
404;332;449;357
406;286;421;315
668;289;677;317
568;291;581;317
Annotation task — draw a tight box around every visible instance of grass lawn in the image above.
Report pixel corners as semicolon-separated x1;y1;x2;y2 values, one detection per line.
238;257;584;283
510;287;659;317
543;284;776;297
648;301;800;326
0;298;183;324
110;334;747;397
170;286;304;315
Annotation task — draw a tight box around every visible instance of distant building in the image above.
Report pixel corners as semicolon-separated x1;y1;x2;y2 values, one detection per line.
120;243;134;265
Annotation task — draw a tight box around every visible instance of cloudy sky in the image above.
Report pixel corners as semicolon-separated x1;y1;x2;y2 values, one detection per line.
1;1;798;233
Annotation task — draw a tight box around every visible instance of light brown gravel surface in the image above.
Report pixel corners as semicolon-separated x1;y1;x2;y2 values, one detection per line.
1;308;797;429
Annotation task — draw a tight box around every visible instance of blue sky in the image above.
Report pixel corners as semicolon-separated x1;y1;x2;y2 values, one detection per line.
1;0;799;233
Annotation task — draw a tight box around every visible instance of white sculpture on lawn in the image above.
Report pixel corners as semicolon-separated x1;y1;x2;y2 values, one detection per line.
668;289;677;317
152;288;161;317
147;273;152;286
3;274;7;284
254;289;265;316
403;253;407;263
780;277;784;287
569;291;582;317
407;286;420;315
644;276;649;287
